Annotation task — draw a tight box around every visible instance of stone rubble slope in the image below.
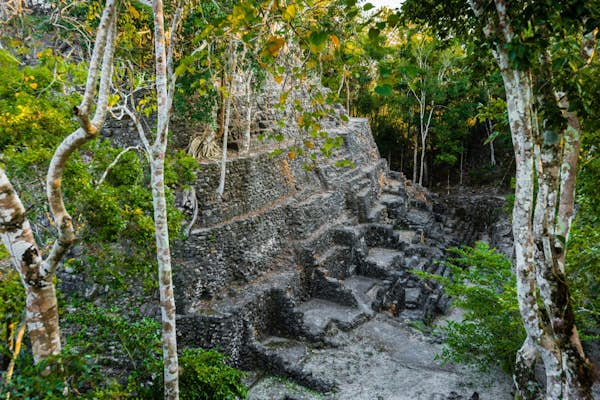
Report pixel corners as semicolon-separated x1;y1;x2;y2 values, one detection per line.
172;118;513;399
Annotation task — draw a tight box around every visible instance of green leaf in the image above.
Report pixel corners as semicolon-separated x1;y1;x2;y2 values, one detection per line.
269;149;283;158
334;159;355;168
368;28;380;40
308;30;329;53
282;4;297;21
387;13;400;26
483;131;501;145
374;84;393;97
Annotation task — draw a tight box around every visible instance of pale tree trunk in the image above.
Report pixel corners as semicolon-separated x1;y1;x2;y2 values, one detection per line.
0;0;117;364
469;1;594;398
149;1;181;398
408;85;435;186
418;101;434;186
412;124;418;183
0;169;60;363
116;6;183;394
485;119;496;166
346;76;350;116
243;69;254;154
217;42;237;197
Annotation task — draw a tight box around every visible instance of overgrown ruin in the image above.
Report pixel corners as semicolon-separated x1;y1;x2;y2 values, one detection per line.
169;117;514;399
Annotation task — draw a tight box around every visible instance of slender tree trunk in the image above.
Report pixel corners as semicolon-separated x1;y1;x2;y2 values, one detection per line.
243;69;253;154
419;134;426;185
469;1;594;396
412;126;418;183
150;156;179;399
346;77;350;116
217;44;237;197
418;105;434;186
217;72;226;138
0;169;61;363
0;0;117;364
151;1;180;398
486;119;496;166
400;146;404;173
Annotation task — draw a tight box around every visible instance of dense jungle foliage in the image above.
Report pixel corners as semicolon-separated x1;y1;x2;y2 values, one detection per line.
0;0;598;398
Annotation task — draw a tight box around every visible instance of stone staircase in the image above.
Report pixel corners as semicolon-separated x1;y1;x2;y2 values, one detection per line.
172;119;494;396
244;173;457;391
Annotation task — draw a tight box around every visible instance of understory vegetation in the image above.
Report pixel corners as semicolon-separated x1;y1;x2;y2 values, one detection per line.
420;242;524;374
0;0;598;399
1;305;247;399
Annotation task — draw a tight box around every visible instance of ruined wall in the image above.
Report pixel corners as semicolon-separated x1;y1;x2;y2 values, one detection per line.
172;117;510;387
173;118;385;314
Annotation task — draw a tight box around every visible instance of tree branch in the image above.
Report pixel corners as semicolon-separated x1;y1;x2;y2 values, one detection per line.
95;146;143;187
44;0;119;277
78;0;118;116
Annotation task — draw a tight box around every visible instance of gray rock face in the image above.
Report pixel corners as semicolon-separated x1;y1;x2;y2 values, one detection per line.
172;118;512;398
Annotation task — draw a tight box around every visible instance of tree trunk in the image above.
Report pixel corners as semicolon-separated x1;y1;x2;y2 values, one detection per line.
150;157;179;400
243;69;253;154
412;126;418;183
0;169;61;363
152;0;180;398
492;14;593;400
419;134;426;186
497;56;543;400
217;44;237;197
486;119;496;166
0;0;117;365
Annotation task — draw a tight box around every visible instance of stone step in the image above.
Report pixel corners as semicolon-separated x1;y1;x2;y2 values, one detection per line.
402;208;435;230
366;203;387;223
252;337;337;392
341;275;381;314
393;229;418;250
295;218;352;266
360;223;398;248
311;268;358;307
331;225;363;247
296;298;371;339
313;246;355;279
288;191;347;240
336;161;382;187
404;287;423;309
258;336;309;365
361;247;404;278
383;178;404;194
355;185;373;222
379;193;405;209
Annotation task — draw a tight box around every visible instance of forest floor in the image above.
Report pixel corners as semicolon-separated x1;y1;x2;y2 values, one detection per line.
246;311;513;400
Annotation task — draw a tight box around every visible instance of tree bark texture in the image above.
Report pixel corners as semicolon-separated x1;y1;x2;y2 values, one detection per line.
0;0;117;364
217;44;237;197
152;0;180;397
0;169;61;363
468;1;595;398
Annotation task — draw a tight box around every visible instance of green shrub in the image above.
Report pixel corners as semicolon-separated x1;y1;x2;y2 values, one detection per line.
567;130;600;340
422;241;525;373
0;267;25;370
63;306;248;399
64;304;163;398
0;349;121;399
179;348;248;400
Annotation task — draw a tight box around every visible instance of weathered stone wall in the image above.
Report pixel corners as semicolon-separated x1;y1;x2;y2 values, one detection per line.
172;116;511;393
173;118;385;314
